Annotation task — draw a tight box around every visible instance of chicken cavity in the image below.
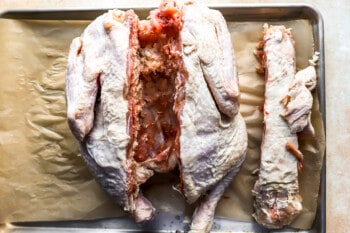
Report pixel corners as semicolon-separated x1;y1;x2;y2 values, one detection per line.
125;0;185;200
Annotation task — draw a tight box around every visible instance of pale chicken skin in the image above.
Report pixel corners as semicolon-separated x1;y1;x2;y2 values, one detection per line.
66;0;247;232
252;24;317;229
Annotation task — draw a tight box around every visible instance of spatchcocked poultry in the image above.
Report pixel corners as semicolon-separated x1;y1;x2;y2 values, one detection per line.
66;0;247;232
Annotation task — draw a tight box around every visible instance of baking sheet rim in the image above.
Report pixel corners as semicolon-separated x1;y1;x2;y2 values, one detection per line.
0;4;326;233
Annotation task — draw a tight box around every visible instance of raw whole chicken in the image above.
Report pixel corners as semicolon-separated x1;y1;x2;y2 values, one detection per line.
65;0;247;232
252;24;318;229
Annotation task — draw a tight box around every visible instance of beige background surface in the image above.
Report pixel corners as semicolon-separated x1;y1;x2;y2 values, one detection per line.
0;0;349;232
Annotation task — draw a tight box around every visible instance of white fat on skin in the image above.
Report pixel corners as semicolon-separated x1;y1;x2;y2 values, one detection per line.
180;0;247;204
82;12;130;171
86;102;129;208
181;1;240;118
101;10;131;151
180;2;247;232
66;10;155;221
281;60;318;134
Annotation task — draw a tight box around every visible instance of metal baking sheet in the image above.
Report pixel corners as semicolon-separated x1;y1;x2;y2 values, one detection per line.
0;4;325;233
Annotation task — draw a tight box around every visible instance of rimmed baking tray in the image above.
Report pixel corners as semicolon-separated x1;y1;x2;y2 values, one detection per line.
0;4;325;233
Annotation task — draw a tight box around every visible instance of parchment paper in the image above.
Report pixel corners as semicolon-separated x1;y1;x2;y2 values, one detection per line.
0;17;325;230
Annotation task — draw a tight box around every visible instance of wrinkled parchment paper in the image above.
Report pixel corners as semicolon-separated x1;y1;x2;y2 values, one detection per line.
0;17;325;230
